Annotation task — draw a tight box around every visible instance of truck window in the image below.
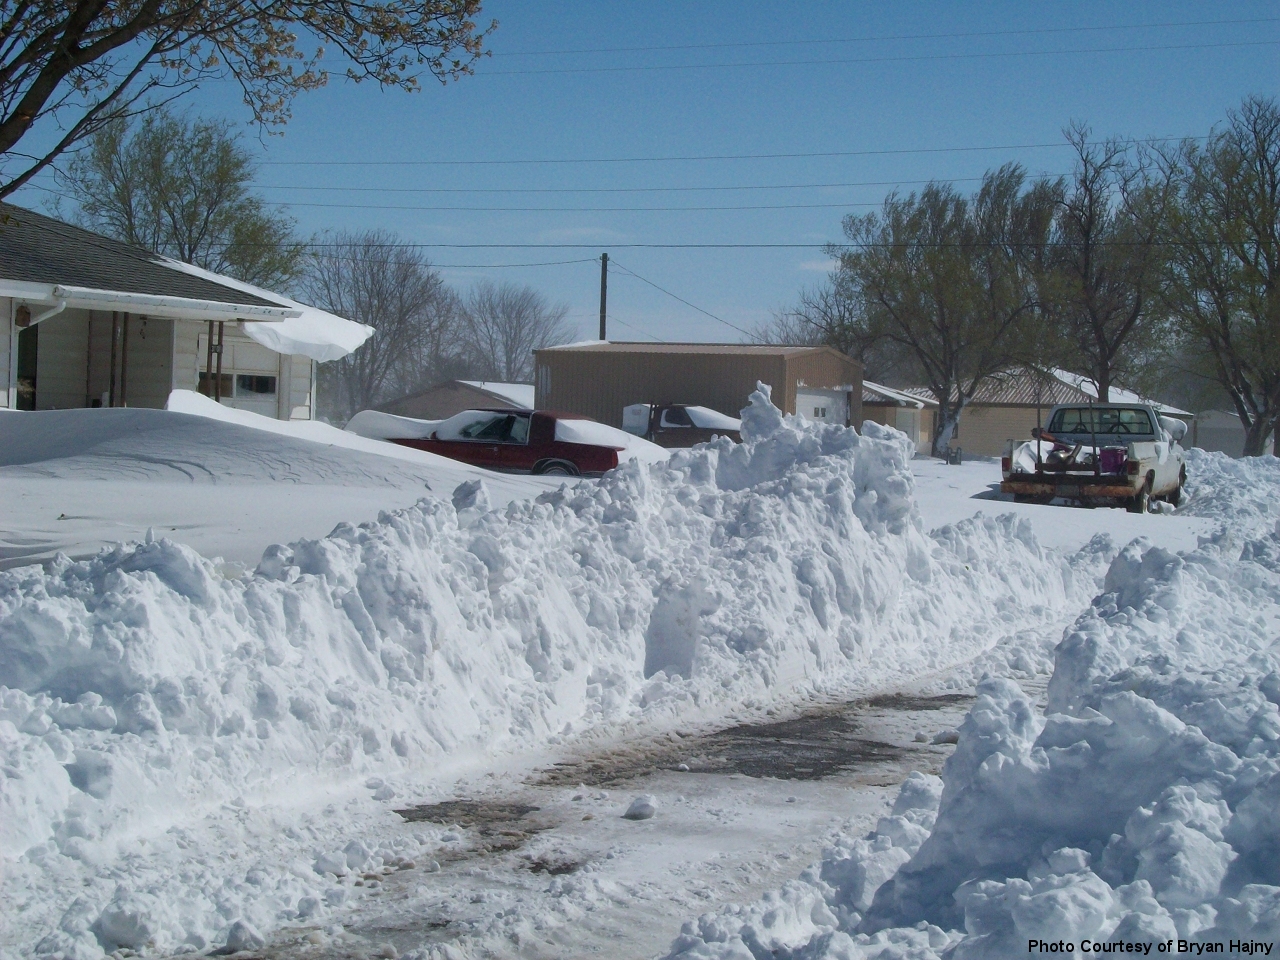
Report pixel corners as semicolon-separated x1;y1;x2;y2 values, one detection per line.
1048;407;1154;435
661;407;693;427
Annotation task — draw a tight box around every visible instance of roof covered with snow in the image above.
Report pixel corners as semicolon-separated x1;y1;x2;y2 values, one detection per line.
457;381;535;408
901;367;1192;416
863;380;931;408
0;203;373;362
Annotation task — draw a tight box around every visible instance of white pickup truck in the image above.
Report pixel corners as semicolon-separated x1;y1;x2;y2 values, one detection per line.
1000;403;1188;512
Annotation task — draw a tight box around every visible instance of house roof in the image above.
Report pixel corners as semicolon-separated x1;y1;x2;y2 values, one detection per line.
0;203;282;307
535;340;838;357
0;203;372;361
901;367;1192;416
458;381;535;408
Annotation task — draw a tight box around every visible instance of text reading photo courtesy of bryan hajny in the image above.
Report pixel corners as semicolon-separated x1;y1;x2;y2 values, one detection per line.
1027;939;1274;956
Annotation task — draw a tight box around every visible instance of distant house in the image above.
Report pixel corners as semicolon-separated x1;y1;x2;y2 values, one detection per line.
902;367;1193;458
378;380;534;420
1190;409;1275;457
533;342;863;428
862;381;936;455
1;203;370;419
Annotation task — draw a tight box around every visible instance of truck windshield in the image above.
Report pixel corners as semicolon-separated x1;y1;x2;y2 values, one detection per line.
1048;407;1154;435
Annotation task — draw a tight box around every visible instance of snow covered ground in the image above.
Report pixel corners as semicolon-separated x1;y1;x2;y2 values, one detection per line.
0;391;1271;959
0;392;558;571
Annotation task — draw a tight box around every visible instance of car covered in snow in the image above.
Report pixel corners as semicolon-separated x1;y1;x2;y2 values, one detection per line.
346;407;664;477
621;403;743;447
1000;403;1187;511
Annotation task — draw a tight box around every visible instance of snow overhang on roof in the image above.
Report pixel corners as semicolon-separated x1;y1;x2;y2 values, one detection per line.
863;380;928;408
159;259;374;363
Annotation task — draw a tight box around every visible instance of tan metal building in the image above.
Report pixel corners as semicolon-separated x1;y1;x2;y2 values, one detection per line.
533;342;862;428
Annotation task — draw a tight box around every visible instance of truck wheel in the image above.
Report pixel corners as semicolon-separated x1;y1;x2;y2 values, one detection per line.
1128;479;1151;514
1168;467;1186;507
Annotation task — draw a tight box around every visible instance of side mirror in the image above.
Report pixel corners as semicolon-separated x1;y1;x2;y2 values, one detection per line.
1159;417;1187;442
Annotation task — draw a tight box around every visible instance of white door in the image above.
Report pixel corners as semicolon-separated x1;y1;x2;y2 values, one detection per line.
796;389;849;425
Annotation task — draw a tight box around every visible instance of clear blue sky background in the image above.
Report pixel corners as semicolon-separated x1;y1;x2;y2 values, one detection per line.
19;1;1280;344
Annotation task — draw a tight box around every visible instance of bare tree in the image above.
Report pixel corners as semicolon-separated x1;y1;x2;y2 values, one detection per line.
1043;126;1176;400
462;280;574;382
1161;96;1280;456
754;274;920;384
54;107;303;287
832;165;1058;456
302;230;460;422
0;1;492;198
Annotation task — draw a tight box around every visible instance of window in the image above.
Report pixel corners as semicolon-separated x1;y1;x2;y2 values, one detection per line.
237;374;277;396
1048;407;1154;435
813;406;827;419
660;407;693;427
199;372;275;398
457;413;513;440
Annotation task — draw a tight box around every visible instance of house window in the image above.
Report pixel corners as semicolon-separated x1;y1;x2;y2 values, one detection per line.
813;406;827;419
198;372;277;398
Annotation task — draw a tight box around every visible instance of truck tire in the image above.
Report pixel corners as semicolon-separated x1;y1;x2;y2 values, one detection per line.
1127;478;1151;514
1168;467;1186;507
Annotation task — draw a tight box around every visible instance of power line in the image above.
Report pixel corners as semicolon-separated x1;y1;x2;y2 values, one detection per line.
251;176;1003;194
276;199;885;212
475;39;1278;77
419;257;598;268
610;260;754;338
258;134;1200;167
488;16;1279;57
605;313;666;343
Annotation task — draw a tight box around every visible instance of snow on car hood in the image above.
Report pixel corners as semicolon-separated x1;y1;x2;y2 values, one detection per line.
685;406;741;431
553;417;669;463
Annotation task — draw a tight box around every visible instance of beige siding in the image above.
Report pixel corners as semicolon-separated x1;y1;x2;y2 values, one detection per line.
950;405;1047;457
121;316;175;409
34;308;90;409
1;298;11;408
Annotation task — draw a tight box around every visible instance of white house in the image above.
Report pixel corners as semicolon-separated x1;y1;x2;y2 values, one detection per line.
0;203;371;418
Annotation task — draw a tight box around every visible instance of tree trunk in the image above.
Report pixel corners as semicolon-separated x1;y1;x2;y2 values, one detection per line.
1272;416;1279;457
932;400;963;459
1242;416;1272;457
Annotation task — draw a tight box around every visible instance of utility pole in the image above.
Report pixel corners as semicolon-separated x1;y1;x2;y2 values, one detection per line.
598;252;608;340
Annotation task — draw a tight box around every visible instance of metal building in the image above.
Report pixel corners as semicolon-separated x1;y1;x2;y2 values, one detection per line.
532;342;862;428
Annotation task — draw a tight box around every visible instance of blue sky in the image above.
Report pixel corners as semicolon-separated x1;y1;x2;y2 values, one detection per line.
20;1;1280;343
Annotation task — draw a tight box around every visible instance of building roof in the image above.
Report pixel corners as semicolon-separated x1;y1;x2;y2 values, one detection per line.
535;340;840;357
458;381;535;408
863;380;931;408
0;203;373;361
0;203;281;307
901;367;1192;416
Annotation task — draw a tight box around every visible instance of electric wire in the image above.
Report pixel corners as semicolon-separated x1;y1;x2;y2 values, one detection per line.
258;134;1202;166
489;16;1279;57
474;39;1278;77
609;260;754;338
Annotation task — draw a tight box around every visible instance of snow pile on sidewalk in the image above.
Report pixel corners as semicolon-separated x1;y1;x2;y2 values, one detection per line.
666;473;1280;958
2;386;1092;959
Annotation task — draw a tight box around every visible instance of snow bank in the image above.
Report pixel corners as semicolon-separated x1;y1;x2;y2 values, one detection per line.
666;453;1280;959
2;386;1089;958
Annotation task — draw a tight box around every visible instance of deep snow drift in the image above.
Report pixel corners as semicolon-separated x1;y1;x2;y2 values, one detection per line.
666;451;1280;960
0;387;1099;959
